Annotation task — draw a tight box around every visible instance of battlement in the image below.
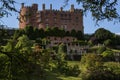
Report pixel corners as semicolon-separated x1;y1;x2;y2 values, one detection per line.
21;3;82;13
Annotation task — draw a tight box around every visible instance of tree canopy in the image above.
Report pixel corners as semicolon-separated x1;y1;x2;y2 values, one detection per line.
65;0;120;22
0;0;17;19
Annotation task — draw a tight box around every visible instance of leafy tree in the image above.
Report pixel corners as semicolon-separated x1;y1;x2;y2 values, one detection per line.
15;35;33;53
70;29;76;37
24;25;35;39
104;39;112;47
0;0;17;20
65;0;120;22
102;50;115;61
104;62;120;80
80;54;116;80
94;28;113;43
97;46;106;54
76;30;84;40
39;28;45;38
0;53;10;80
65;31;70;36
81;54;103;70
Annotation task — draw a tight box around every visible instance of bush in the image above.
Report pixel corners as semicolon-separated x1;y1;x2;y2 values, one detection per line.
56;61;80;76
97;46;106;54
80;67;115;80
102;50;115;61
104;62;120;80
104;39;112;47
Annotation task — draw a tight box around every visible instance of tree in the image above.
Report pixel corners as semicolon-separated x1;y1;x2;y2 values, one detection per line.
0;0;17;22
104;39;112;47
94;28;113;43
76;30;84;40
70;29;76;37
65;0;120;22
80;54;116;80
102;50;115;61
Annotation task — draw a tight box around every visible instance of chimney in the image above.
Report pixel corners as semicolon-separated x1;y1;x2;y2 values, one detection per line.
32;4;38;11
42;4;45;11
70;4;74;12
21;3;24;8
50;4;52;10
60;7;63;11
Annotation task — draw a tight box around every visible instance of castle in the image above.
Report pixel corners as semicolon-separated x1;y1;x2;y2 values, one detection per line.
19;3;84;32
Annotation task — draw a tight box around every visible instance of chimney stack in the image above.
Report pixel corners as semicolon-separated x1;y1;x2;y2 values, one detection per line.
21;3;24;8
42;4;45;11
60;7;63;11
50;4;52;10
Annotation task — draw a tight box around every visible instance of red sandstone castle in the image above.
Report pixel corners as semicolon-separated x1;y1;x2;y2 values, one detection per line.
19;3;84;32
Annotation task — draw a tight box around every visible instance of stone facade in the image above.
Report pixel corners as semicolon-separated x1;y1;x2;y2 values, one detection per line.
19;3;84;32
46;36;89;55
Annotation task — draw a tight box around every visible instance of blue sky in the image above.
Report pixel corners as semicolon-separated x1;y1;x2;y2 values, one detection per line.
2;0;120;34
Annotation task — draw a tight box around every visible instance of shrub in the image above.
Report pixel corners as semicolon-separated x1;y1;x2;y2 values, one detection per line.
56;61;80;76
102;50;115;61
104;39;112;47
97;46;106;54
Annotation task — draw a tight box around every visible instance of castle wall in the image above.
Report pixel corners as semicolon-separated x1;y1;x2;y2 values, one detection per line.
19;3;84;32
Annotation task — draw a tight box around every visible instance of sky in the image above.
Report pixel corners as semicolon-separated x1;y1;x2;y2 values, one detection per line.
2;0;120;34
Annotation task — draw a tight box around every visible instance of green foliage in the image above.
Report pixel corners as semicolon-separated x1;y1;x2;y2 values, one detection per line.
3;40;13;52
15;35;33;53
80;54;118;80
94;28;113;43
102;50;114;61
97;46;106;54
0;53;10;80
80;67;115;80
104;39;112;46
81;54;103;69
70;0;120;22
73;40;88;45
104;62;120;80
0;0;17;20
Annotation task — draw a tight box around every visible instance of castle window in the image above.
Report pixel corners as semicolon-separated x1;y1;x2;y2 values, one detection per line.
46;18;48;21
54;18;57;21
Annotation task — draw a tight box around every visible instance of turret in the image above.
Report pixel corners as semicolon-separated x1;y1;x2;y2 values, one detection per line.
70;4;74;12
